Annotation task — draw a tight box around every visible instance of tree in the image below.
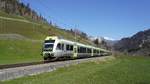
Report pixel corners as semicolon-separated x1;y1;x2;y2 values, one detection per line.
94;38;99;46
0;0;50;24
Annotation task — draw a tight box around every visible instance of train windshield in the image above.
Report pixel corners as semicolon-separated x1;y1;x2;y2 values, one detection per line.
43;44;54;51
43;40;55;51
44;44;53;48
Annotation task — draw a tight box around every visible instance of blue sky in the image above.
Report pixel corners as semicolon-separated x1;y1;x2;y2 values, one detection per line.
21;0;150;40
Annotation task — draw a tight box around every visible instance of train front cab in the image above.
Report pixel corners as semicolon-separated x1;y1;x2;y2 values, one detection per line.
42;36;57;60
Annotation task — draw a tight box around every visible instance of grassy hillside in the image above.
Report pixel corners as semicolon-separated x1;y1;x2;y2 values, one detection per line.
0;11;94;65
0;11;94;44
0;11;26;20
2;56;150;84
0;40;42;64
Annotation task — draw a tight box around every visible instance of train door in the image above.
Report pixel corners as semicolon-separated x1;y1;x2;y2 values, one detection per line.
91;48;94;56
61;43;65;56
73;44;78;58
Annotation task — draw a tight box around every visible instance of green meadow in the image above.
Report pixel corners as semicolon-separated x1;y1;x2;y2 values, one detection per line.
2;56;150;84
0;40;42;65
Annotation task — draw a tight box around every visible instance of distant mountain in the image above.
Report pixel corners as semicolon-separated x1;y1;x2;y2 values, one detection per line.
105;39;118;47
114;29;150;56
89;36;116;50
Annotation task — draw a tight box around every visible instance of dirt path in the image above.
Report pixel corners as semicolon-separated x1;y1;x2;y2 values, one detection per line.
0;16;40;25
0;34;42;42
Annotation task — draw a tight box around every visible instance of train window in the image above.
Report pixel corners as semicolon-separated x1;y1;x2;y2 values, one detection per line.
66;45;70;50
77;46;86;53
90;49;92;53
70;45;73;51
87;48;92;53
80;47;82;53
57;43;64;50
94;49;97;53
66;44;73;51
96;50;99;54
81;47;86;53
57;43;61;50
82;47;85;53
101;51;103;53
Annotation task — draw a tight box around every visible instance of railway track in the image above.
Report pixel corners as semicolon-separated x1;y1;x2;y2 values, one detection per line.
0;57;80;69
0;61;51;69
0;56;97;70
0;56;113;81
0;56;107;70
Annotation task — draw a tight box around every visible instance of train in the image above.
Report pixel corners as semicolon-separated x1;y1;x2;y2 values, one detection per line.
42;36;111;61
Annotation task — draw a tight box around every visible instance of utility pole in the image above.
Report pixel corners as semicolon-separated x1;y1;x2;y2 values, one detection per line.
74;25;77;42
0;17;2;32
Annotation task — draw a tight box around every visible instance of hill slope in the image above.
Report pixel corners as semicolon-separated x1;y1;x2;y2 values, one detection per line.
0;10;94;44
0;11;94;65
114;29;150;56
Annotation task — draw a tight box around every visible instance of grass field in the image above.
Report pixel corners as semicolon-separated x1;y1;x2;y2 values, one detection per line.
1;56;150;84
0;40;42;65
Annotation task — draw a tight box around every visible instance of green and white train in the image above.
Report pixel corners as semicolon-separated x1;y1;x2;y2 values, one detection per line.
42;36;111;60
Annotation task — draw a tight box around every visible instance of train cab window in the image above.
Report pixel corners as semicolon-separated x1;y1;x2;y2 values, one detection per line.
44;44;54;52
57;43;61;50
44;44;53;49
57;43;64;50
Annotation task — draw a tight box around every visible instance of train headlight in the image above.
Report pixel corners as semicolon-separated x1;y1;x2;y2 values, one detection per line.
43;52;54;57
49;53;54;56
